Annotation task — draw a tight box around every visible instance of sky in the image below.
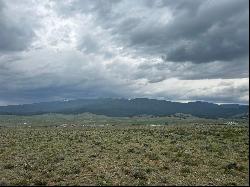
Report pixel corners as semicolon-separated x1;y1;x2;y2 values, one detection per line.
0;0;249;106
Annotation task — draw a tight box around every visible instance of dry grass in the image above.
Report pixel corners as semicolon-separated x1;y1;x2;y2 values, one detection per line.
0;125;249;186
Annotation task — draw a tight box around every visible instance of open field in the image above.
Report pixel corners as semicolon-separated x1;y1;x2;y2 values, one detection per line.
0;122;249;186
0;113;248;127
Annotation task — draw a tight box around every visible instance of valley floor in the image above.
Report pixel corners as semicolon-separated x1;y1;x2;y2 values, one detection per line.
0;125;249;186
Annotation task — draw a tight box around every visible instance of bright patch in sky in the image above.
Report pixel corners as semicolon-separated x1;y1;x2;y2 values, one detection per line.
0;0;249;105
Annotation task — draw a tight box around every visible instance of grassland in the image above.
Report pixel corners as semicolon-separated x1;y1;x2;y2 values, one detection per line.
0;113;248;127
0;118;249;186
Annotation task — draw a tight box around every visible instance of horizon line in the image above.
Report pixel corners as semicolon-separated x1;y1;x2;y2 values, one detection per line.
0;97;249;107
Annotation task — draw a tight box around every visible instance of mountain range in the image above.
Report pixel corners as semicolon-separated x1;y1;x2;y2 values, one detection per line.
0;98;248;119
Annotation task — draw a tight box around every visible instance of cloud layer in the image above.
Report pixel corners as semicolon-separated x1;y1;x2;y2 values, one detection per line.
0;0;249;105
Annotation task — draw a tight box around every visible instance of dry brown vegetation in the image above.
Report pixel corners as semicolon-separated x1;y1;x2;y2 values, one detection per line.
0;124;249;186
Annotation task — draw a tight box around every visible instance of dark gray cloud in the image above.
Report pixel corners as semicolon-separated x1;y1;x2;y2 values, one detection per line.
0;0;248;105
165;10;249;63
54;0;249;63
93;0;249;63
0;0;36;52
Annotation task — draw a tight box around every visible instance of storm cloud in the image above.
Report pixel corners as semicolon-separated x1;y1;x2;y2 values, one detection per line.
0;0;249;105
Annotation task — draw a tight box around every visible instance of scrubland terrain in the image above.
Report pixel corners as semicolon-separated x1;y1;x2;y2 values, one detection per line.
0;114;249;186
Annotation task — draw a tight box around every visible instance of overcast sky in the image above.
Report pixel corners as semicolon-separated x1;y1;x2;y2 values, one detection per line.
0;0;249;105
